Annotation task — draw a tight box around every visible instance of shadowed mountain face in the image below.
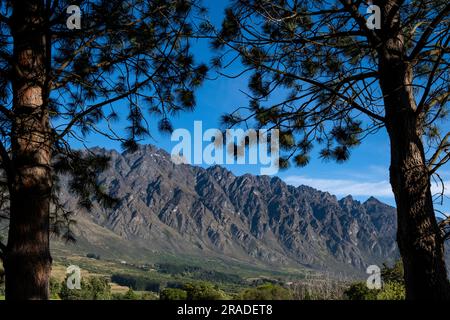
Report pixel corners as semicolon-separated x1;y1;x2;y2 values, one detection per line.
58;145;400;274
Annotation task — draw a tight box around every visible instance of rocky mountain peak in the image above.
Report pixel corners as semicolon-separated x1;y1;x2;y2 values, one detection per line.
60;144;401;274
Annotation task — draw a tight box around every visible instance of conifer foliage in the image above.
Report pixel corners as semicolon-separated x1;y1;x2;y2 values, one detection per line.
211;0;450;299
0;0;207;299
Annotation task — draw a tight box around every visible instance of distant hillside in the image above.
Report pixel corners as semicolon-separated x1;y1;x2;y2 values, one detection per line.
54;145;405;275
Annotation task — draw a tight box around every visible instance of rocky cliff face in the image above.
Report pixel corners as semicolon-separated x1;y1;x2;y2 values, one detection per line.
59;145;399;273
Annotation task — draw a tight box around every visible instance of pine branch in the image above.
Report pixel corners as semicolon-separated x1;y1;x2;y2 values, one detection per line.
338;0;381;46
416;35;450;115
429;132;450;174
261;64;385;122
409;3;450;60
56;76;153;140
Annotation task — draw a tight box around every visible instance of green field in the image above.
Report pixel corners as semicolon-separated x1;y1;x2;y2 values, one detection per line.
51;251;310;297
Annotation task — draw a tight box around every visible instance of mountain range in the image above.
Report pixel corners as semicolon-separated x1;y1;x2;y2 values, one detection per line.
54;145;407;276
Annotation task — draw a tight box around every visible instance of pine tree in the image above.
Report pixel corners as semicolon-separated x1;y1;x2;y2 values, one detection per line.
0;0;207;300
212;0;450;299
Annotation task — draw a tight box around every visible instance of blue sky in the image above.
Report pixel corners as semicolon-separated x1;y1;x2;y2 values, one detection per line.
69;1;450;213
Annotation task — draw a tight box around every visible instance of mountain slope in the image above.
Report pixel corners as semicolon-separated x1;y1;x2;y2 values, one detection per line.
57;145;399;274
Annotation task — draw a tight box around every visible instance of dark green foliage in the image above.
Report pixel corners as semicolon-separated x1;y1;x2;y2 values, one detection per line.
345;261;406;300
344;282;379;301
59;276;112;300
113;289;158;300
212;1;450;298
345;281;406;301
157;263;190;274
111;274;160;292
0;0;208;247
160;288;188;300
49;277;62;300
381;261;404;284
86;253;101;260
213;8;241;48
213;0;449;172
156;263;243;284
376;282;406;300
194;270;242;284
235;283;293;300
113;289;139;300
182;282;229;300
161;282;228;300
166;281;185;289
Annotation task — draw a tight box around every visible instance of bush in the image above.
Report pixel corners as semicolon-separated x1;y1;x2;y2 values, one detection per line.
235;284;293;300
112;289;158;300
50;277;62;299
118;289;139;300
377;282;406;300
183;282;229;300
344;282;379;300
59;276;112;300
381;261;404;283
345;260;407;300
139;292;159;300
160;288;188;300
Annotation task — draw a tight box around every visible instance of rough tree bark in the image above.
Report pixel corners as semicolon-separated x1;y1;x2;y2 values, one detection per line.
378;2;450;298
4;0;52;300
385;92;450;300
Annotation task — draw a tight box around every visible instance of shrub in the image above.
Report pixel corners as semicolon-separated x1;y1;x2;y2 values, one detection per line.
119;289;139;300
381;261;404;283
112;289;158;300
183;282;229;300
235;284;293;300
59;276;112;300
344;282;379;300
345;281;406;300
345;260;406;300
160;288;188;300
50;277;62;299
377;282;406;300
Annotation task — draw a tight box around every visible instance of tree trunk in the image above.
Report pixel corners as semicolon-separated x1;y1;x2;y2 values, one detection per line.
387;111;450;300
379;19;450;299
4;0;52;300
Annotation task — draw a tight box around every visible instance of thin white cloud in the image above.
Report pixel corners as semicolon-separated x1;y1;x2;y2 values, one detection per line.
283;176;394;197
284;175;450;199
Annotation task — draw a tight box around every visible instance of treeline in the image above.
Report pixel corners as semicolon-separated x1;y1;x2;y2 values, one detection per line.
45;261;409;300
110;274;161;292
160;282;293;300
50;277;157;300
110;270;242;293
155;263;243;284
50;274;293;301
